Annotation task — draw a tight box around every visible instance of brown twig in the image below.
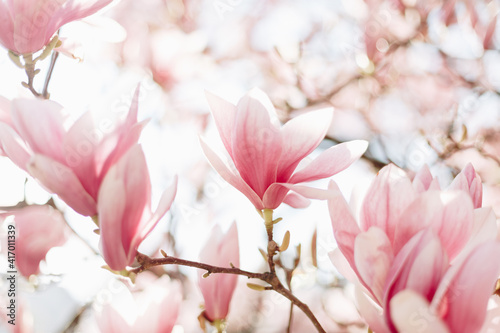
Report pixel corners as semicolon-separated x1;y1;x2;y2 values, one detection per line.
131;252;266;280
131;252;326;332
130;209;327;333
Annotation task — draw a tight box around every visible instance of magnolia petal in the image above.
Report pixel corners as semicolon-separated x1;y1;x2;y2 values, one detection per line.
413;164;440;192
383;229;447;330
0;95;11;125
13;205;68;277
108;145;152;265
28;154;97;216
136;175;178;243
355;284;391;333
289;140;368;184
97;158;129;271
11;99;67;162
390;290;450;333
329;249;359;282
394;191;474;261
448;163;482;208
96;302;131;333
96;87;146;184
327;181;361;269
277;108;333;182
354;227;394;303
232;89;282;198
282;191;311;208
435;241;500;333
360;164;415;241
0;123;32;169
205;91;237;158
200;138;264;209
262;183;334;209
63;111;100;198
0;3;14;53
96;120;148;185
463;207;498;251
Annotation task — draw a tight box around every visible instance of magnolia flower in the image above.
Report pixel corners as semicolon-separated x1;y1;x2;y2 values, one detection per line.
328;164;500;333
201;88;368;211
95;274;181;333
98;144;177;271
0;88;145;217
198;222;239;324
0;0;112;55
1;205;68;277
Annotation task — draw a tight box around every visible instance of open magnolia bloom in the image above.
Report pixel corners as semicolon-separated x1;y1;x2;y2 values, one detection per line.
200;88;368;211
0;205;68;277
0;88;145;217
98;144;177;271
328;164;500;333
0;0;113;55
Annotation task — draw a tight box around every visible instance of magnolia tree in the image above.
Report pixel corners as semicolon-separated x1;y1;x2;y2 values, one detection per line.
1;0;500;332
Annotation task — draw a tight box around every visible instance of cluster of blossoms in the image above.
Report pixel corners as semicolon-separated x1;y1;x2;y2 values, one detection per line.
329;164;500;332
0;0;500;333
0;88;177;271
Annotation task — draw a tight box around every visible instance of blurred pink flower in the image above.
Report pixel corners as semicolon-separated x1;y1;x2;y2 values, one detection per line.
201;88;368;210
98;144;177;271
0;0;112;55
198;222;239;323
96;274;181;333
328;164;500;332
1;205;68;277
0;89;145;217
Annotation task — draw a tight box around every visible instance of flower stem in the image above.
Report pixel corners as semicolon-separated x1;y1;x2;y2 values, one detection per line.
42;51;59;99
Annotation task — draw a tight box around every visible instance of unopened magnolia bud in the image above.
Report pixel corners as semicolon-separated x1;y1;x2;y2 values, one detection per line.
91;215;99;227
93;228;100;235
202;271;211;278
247;283;267;291
279;231;290;252
311;228;317;268
160;249;168;257
258;248;267;262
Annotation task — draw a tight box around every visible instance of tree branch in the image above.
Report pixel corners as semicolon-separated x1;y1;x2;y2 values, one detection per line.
130;251;326;333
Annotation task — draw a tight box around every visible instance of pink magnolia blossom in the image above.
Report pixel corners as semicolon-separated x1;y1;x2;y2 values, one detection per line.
0;0;112;55
98;144;177;271
198;222;239;323
1;205;68;277
201;88;368;210
96;274;181;333
328;164;500;332
0;88;145;217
